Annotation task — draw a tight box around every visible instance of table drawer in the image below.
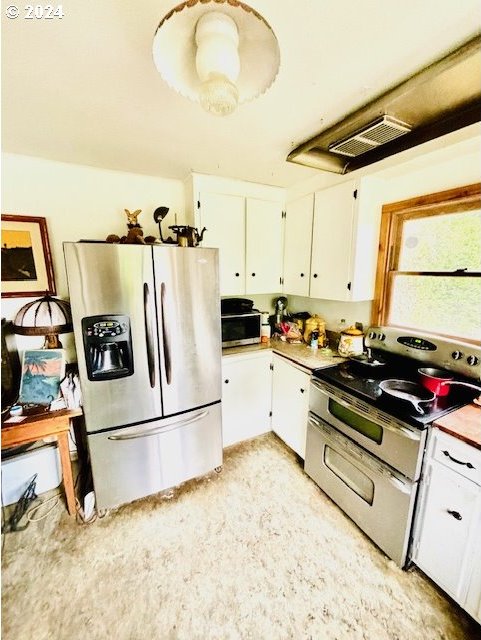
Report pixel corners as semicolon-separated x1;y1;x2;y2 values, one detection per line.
431;429;481;486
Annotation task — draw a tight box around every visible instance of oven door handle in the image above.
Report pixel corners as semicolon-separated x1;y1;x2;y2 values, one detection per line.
386;472;412;495
311;379;420;442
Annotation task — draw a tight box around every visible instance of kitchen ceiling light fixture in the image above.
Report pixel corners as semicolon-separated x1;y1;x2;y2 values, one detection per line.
152;0;280;116
13;293;73;349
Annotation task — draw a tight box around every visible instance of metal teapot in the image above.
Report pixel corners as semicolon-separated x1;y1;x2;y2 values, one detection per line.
168;225;207;247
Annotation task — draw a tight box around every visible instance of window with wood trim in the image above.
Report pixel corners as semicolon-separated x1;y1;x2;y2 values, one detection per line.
372;183;481;344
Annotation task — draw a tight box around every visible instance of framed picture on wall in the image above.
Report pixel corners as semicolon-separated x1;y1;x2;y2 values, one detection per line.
1;214;56;298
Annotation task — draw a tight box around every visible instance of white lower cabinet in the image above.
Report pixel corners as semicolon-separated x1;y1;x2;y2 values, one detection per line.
271;354;310;459
412;429;481;623
465;505;481;623
221;351;272;448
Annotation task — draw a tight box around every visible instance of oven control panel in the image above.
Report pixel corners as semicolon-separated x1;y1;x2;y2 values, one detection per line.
366;326;481;380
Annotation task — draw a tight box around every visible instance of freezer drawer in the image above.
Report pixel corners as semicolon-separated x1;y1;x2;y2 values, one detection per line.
88;402;222;510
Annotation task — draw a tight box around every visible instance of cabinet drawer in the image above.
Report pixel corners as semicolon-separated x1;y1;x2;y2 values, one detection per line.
431;429;481;486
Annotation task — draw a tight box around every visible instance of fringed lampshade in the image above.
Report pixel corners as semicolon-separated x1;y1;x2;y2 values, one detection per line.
13;294;73;349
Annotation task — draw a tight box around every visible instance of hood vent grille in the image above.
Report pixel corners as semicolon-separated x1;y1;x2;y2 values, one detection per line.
329;115;412;157
287;35;481;173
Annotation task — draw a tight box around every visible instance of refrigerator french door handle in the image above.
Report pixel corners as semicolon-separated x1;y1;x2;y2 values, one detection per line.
143;283;156;388
160;282;172;385
107;410;209;440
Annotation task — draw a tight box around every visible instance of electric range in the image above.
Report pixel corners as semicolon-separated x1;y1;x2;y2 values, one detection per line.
313;327;481;428
305;326;481;568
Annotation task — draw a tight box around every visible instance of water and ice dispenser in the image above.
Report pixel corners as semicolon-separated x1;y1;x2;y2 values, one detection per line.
82;315;133;381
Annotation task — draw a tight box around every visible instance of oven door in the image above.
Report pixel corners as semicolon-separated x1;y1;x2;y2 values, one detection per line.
305;413;417;568
310;379;425;480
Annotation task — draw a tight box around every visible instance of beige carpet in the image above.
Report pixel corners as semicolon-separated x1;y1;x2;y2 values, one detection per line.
2;433;480;640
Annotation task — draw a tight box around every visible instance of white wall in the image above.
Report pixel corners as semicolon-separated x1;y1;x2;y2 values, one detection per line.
1;153;185;360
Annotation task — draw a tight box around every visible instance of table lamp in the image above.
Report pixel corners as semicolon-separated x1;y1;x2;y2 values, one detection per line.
13;294;73;349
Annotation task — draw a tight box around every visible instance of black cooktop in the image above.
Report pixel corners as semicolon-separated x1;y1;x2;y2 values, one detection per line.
313;351;480;428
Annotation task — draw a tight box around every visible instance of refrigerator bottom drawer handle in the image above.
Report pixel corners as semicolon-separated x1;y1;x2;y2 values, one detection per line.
108;410;209;441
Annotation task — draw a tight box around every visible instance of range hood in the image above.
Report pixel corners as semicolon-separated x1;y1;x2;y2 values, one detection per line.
287;35;481;174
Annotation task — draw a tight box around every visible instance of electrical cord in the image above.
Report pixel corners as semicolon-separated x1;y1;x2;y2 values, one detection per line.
73;465;109;524
27;494;60;522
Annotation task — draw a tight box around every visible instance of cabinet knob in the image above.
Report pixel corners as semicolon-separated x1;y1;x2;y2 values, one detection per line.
313;273;318;278
300;388;305;393
300;273;305;277
224;379;229;384
251;273;256;277
447;509;462;521
235;273;240;277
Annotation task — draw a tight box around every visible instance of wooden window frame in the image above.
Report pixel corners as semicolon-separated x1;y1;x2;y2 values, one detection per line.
371;182;481;344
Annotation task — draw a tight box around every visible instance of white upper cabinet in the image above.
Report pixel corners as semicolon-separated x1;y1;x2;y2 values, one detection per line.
193;173;285;296
198;191;245;295
246;198;284;294
310;181;356;300
283;193;314;297
284;177;383;301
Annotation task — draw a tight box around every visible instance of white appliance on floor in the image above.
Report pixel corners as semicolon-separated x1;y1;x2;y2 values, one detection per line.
1;443;61;506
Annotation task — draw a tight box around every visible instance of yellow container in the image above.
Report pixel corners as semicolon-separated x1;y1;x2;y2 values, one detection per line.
303;315;326;346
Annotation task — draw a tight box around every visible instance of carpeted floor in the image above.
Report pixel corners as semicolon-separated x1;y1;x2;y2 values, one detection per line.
2;433;480;640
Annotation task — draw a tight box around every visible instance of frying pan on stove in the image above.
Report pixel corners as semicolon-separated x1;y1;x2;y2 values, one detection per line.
379;379;435;415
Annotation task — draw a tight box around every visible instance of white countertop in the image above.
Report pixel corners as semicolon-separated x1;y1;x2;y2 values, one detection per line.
222;339;344;371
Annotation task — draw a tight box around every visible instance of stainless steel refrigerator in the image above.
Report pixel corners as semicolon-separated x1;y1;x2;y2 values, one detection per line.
64;242;222;510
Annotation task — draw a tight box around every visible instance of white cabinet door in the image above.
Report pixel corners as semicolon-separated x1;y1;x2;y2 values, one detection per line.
414;459;479;601
199;192;245;296
283;194;314;297
310;181;356;301
271;354;310;458
465;505;481;624
245;198;283;294
221;351;272;448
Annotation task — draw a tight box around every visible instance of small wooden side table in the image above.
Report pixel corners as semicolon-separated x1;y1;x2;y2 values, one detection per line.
1;408;83;516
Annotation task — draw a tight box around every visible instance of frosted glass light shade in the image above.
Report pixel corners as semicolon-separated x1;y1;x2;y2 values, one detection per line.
152;0;280;115
195;12;240;115
199;73;239;116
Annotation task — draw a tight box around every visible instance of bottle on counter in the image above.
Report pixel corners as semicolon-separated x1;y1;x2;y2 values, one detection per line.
310;330;319;350
260;311;271;344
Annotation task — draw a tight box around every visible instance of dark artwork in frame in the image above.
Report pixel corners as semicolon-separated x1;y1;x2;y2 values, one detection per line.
1;214;56;298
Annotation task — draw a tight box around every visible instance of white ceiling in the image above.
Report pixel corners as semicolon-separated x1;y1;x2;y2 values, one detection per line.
2;0;480;187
